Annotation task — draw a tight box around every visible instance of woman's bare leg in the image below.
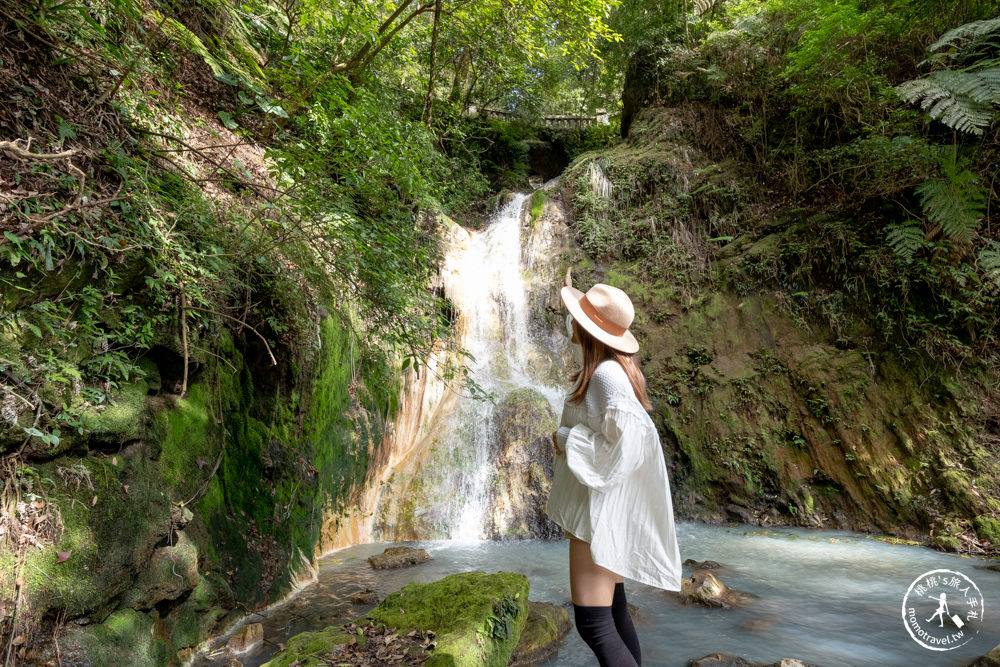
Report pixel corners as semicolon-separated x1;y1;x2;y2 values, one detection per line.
569;537;618;605
569;537;638;666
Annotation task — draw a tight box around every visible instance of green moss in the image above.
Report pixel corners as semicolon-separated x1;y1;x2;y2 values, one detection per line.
83;380;150;442
157;382;214;489
973;516;1000;546
529;189;547;227
61;609;168;667
168;572;236;652
261;626;355;667
363;571;529;667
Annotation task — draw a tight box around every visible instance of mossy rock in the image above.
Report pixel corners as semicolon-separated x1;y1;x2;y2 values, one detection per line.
122;530;200;609
167;572;237;654
262;626;356;667
974;516;1000;547
508;601;572;666
364;571;529;667
54;608;168;667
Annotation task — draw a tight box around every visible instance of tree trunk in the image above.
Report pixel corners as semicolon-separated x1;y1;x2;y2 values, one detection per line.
422;0;442;126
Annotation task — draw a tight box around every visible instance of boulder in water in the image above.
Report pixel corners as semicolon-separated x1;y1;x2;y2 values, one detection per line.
508;600;572;666
367;546;430;569
668;569;753;609
684;558;723;569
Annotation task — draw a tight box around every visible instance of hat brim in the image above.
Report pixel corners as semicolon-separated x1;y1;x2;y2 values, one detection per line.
560;285;639;354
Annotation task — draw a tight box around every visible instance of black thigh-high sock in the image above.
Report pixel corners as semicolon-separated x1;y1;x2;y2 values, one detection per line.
573;604;639;667
612;582;641;665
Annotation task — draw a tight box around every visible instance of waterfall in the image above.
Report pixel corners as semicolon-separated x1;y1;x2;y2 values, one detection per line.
371;191;571;541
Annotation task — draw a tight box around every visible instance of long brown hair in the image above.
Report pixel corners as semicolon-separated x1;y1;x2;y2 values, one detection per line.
569;319;653;411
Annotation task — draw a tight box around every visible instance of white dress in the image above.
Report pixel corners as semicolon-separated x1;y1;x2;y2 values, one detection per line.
544;359;683;592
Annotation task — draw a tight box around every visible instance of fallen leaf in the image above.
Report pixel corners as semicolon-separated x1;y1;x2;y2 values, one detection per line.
92;495;98;506
57;551;71;563
11;635;24;646
30;500;45;510
123;484;129;493
196;458;208;469
111;456;117;465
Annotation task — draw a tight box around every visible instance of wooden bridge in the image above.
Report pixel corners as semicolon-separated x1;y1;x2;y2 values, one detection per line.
469;107;610;129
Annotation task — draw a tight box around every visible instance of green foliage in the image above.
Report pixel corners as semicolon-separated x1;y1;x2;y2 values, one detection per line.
885;221;925;262
899;16;1000;135
915;149;987;243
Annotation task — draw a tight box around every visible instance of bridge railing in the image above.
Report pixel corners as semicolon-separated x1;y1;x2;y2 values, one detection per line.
469;107;610;128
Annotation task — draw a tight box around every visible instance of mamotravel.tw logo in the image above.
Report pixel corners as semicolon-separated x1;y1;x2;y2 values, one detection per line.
901;569;985;651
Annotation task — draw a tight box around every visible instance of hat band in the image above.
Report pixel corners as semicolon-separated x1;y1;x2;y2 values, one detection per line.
579;295;628;336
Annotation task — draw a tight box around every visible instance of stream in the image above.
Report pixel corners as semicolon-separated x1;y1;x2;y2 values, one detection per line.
199;523;1000;666
196;192;1000;666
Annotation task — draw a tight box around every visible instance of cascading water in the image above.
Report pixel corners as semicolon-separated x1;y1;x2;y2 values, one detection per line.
373;190;570;541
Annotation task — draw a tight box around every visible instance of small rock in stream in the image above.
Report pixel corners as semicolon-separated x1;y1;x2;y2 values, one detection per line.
668;569;753;609
368;546;431;569
351;587;380;604
684;558;723;569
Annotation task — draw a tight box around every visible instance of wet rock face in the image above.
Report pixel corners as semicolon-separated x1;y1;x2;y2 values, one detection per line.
367;546;431;569
485;388;562;540
123;531;199;609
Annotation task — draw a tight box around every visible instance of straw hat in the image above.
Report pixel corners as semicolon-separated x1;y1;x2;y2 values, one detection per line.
561;283;639;354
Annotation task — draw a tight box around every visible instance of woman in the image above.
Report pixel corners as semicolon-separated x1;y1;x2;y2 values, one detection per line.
545;282;682;667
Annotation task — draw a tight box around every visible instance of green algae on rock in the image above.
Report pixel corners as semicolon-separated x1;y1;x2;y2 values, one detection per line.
265;571;530;667
364;571;529;667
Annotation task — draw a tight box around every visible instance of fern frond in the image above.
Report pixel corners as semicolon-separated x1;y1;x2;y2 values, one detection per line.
933;69;1000;104
885;221;925;262
159;15;228;78
930;17;1000;53
980;241;1000;286
897;72;996;135
916;155;986;243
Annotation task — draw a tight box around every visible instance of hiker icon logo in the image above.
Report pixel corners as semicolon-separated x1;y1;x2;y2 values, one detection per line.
902;568;984;651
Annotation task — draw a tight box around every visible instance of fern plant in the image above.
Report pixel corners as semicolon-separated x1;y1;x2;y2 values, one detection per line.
915;148;986;244
898;16;1000;135
885;220;925;262
981;240;1000;289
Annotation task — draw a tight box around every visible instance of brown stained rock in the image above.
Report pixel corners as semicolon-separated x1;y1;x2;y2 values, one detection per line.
508;601;572;666
367;546;430;570
667;569;754;609
227;622;263;654
684;558;723;569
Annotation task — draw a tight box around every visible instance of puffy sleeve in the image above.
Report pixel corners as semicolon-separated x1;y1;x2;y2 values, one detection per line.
564;402;647;492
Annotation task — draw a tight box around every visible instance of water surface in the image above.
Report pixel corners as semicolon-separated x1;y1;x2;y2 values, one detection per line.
198;522;1000;667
